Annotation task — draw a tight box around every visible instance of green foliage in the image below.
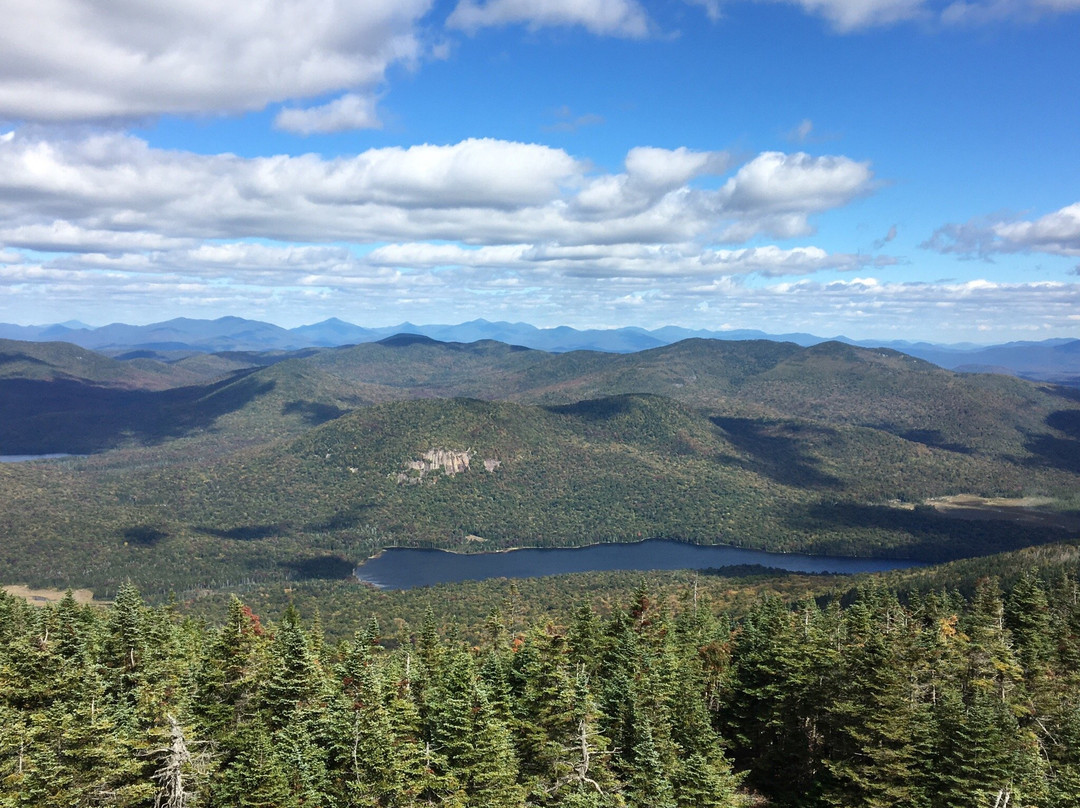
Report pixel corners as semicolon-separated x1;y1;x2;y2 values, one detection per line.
4;570;1080;807
3;336;1080;598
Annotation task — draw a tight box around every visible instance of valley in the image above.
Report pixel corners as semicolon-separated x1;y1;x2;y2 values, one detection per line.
1;334;1078;600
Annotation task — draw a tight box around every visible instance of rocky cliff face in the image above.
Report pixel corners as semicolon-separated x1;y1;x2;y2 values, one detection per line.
419;448;472;474
394;448;500;484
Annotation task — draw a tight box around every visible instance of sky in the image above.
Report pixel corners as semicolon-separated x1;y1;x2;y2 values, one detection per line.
0;0;1078;342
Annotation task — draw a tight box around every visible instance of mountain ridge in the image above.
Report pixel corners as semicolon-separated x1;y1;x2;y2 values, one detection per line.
3;316;1077;383
1;333;1079;595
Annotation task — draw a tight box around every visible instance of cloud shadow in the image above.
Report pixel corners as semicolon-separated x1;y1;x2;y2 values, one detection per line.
0;370;275;454
710;416;843;490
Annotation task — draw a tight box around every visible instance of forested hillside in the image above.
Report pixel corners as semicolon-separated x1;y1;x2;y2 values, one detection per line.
1;336;1078;597
3;572;1080;807
1;393;1076;595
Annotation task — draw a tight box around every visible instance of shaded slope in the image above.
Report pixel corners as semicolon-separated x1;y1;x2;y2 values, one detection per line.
5;335;1080;473
0;337;204;389
2;393;1076;594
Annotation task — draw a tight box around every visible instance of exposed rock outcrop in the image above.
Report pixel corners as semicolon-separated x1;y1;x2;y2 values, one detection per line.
420;449;472;475
392;448;501;484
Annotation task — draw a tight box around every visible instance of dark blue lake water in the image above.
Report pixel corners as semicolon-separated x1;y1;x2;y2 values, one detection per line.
354;539;923;589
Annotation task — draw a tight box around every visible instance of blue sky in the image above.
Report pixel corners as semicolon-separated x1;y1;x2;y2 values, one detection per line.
1;0;1078;342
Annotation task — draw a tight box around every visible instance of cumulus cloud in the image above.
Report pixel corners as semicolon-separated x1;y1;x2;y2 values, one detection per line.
0;129;913;332
365;241;873;279
573;146;733;221
0;131;870;250
6;235;1077;340
762;0;1080;31
784;0;928;30
0;222;194;254
0;0;430;122
448;0;651;37
923;202;1080;258
275;94;382;135
0;133;583;239
715;151;874;239
991;203;1080;255
719;152;874;214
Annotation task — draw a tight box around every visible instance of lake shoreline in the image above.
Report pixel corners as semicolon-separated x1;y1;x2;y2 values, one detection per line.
0;453;84;463
356;535;919;566
354;538;926;590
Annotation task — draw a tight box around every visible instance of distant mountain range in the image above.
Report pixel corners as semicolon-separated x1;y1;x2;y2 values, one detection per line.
2;316;1078;384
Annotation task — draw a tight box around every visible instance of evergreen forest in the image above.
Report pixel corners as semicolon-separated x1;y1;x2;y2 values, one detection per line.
4;571;1080;807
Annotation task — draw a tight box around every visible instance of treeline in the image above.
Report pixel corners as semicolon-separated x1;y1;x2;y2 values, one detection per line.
2;573;1080;807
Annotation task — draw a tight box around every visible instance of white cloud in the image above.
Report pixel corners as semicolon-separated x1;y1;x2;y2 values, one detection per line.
716;151;875;238
573;147;731;220
761;0;1080;30
940;0;1080;23
625;146;731;190
366;240;872;279
366;243;528;268
8;235;1078;341
275;94;382;135
685;0;725;21
992;203;1080;256
698;245;870;276
182;243;360;273
924;202;1080;258
720;152;874;214
0;131;870;250
448;0;651;36
3;129;940;335
785;0;928;30
0;133;582;232
447;0;1080;36
0;221;194;253
0;0;430;122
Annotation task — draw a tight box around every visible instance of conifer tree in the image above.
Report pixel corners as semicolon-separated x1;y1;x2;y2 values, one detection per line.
104;581;148;706
625;714;675;808
258;605;332;806
329;637;396;805
821;610;922;808
723;595;823;803
214;721;291;808
193;596;265;741
260;604;323;727
1005;571;1053;677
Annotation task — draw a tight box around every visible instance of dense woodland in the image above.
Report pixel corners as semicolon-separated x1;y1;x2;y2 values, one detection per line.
3;336;1080;805
3;337;1079;597
4;570;1080;807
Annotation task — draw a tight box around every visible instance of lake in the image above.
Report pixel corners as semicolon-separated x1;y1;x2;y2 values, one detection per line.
354;539;924;589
